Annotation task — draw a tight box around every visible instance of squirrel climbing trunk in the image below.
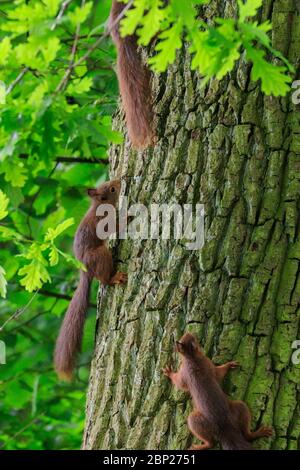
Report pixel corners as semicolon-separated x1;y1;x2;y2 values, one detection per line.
109;0;155;149
54;180;127;381
54;270;92;381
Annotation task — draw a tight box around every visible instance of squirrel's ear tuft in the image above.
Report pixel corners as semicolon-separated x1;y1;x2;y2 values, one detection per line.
189;341;195;354
87;188;97;198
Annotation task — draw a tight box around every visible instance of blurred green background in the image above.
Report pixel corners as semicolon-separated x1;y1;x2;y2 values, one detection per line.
0;0;119;450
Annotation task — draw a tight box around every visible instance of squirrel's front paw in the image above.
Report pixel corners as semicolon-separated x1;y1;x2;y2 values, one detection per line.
258;425;273;438
117;272;128;284
110;272;128;285
162;366;173;377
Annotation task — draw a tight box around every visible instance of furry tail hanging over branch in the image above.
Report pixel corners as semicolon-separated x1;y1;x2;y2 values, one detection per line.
109;0;155;149
54;270;92;381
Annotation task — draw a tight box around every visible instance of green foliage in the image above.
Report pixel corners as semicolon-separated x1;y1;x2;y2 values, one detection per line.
0;190;9;220
0;0;115;451
0;265;7;298
120;0;294;96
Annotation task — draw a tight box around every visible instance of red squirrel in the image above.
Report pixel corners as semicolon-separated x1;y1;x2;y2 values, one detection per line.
163;333;273;450
54;179;127;381
109;0;155;149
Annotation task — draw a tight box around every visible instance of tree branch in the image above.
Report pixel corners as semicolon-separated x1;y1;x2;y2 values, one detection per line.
6;67;29;95
0;290;39;332
73;0;134;69
39;289;97;308
51;0;73;31
55;0;86;93
19;153;109;165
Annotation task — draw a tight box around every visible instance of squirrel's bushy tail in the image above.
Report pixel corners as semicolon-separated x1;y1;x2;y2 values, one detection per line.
109;0;155;149
54;270;92;381
205;396;253;450
219;426;253;450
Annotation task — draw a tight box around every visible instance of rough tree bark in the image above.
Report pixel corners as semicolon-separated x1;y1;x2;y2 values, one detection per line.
83;0;300;450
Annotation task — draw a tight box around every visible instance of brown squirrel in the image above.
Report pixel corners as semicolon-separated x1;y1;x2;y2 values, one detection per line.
109;0;155;149
54;179;127;381
163;333;273;450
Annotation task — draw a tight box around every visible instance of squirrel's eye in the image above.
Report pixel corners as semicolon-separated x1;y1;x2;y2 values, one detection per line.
110;186;115;193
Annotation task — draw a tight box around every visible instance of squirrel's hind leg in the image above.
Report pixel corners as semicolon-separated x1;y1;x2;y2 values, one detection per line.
89;246;127;286
187;411;215;450
87;245;114;285
230;400;273;442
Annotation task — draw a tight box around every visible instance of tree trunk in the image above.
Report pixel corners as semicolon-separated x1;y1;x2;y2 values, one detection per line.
83;0;300;450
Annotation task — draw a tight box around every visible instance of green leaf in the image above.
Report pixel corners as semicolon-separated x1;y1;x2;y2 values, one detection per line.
240;21;272;48
33;182;57;216
246;46;292;96
0;158;28;188
23;243;47;262
18;260;50;292
44;218;75;242
0;190;9;220
149;20;183;72
238;0;262;23
120;0;149;36
15;37;61;69
42;207;66;234
67;77;93;95
137;0;165;46
49;245;59;266
240;22;294;73
0;37;11;66
0;133;18;162
0;81;6;105
41;37;61;65
18;244;51;292
0;265;7;298
0;226;23;241
59;251;87;271
68;1;93;26
42;0;61;16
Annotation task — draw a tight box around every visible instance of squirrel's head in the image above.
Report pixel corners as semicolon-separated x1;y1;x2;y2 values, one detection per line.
175;333;202;358
87;179;121;205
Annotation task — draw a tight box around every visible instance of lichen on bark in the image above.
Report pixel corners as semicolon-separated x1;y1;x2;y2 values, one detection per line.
83;0;300;450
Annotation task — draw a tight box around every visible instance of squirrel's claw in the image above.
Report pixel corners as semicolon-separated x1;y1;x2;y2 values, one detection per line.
162;366;173;377
258;425;273;438
228;361;240;369
109;272;128;285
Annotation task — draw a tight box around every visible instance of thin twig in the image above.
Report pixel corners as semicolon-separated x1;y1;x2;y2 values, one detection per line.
6;67;29;95
8;307;57;333
62;33;105;43
0;290;39;332
55;0;86;93
5;1;133;96
39;289;97;308
55;0;133;93
73;0;134;70
0;412;45;449
51;0;73;31
19;153;109;165
4;1;73;94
